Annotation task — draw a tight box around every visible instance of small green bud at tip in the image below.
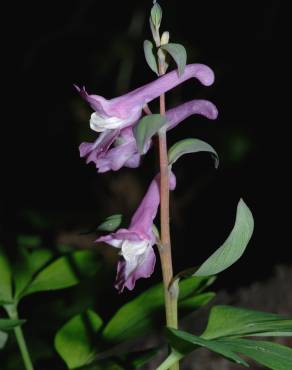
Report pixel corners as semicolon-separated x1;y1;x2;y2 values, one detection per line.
151;2;162;30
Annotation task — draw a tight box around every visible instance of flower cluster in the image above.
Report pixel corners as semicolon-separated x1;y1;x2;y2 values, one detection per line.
77;63;217;291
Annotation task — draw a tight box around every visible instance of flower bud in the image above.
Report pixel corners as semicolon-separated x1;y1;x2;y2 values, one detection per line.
160;31;170;46
151;1;162;30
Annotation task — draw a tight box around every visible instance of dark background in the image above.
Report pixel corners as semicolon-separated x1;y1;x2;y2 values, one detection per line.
2;0;289;305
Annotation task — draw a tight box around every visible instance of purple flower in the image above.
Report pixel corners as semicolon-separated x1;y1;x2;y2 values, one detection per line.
96;172;176;293
80;99;218;172
76;63;214;132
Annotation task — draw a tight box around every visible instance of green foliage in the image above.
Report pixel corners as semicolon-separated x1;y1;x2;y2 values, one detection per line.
179;292;215;311
218;338;292;370
160;328;248;369
168;138;219;167
0;331;8;350
195;199;254;276
0;247;13;303
160;43;187;76
133;114;167;154
143;40;158;74
55;310;103;369
201;305;292;339
161;328;292;370
13;248;54;299
102;275;214;343
0;319;25;331
158;305;292;370
21;250;99;297
97;214;123;232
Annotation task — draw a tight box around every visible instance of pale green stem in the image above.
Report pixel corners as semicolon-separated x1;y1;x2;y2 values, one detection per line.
6;304;34;370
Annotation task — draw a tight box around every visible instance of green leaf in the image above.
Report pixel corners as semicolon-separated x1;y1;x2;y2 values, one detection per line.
102;275;213;343
0;247;13;303
13;248;54;299
158;328;248;370
219;338;292;370
0;330;8;350
179;292;215;311
0;318;25;331
168;138;219;167
97;214;123;232
143;40;158;75
133;114;167;154
201;305;292;339
20;250;99;297
160;43;187;76
195;199;254;276
55;310;103;369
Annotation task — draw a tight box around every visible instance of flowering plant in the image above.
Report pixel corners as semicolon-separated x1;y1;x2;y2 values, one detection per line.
1;2;291;370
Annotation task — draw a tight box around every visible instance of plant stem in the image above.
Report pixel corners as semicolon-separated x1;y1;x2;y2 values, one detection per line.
158;60;179;370
6;304;34;370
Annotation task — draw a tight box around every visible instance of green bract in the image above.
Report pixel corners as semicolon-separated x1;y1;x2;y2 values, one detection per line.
160;43;187;76
97;214;123;232
143;40;158;75
168;138;219;167
133;114;167;154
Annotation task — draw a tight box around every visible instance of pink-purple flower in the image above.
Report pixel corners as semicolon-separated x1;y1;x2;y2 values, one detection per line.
79;99;218;172
77;63;217;172
76;63;215;133
96;172;176;293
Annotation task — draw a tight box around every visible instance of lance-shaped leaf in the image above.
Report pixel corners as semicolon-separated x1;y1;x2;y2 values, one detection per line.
201;305;292;339
195;199;254;276
217;338;292;370
55;310;103;369
168;138;219;167
102;275;214;343
160;328;292;370
0;318;25;331
97;214;123;232
0;248;13;303
19;250;100;298
160;43;187;76
143;40;158;75
156;328;248;370
133;114;167;154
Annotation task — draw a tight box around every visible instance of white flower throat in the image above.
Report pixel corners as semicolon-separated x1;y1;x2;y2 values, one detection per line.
90;113;125;132
121;239;150;262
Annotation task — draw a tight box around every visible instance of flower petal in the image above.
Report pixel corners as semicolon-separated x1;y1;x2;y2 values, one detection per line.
166;99;218;131
79;129;119;165
115;247;156;293
111;64;215;119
